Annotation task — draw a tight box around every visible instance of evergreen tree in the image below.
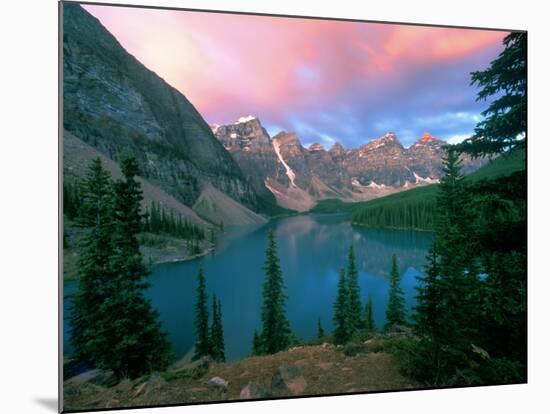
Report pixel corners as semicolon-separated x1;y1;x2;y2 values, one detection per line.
414;244;441;339
251;330;262;356
435;148;480;349
385;254;406;330
457;32;526;158
210;295;226;362
317;317;325;338
70;159;115;363
98;156;172;378
364;295;375;332
259;230;291;354
346;245;363;332
193;267;210;360
333;268;351;344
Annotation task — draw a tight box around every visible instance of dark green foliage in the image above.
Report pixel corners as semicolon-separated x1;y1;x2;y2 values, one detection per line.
186;238;202;256
414;244;441;338
364;295;375;332
385;254;406;330
97;156;172;378
346;245;363;331
332;268;351;345
352;196;436;230
341;342;369;357
251;330;262;356
193;268;210;360
308;198;359;214
457;33;526;158
317;318;325;339
70;157;172;379
404;148;526;386
144;200;205;241
63;180;83;220
70;159;115;364
258;230;291;354
332;246;364;344
210;295;226;362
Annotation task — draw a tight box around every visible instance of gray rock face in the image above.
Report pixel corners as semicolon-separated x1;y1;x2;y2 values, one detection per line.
62;4;258;210
212;117;287;200
212;114;488;210
213;116;485;210
343;132;410;186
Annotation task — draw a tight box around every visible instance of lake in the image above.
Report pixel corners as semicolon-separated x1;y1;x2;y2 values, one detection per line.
63;214;433;361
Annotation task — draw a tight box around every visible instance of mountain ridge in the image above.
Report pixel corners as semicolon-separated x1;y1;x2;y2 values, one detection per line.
211;116;485;211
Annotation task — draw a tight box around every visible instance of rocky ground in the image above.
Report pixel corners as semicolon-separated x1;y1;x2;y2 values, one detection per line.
63;336;421;411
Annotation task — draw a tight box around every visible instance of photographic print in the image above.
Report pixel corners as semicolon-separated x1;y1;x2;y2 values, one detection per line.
60;1;527;411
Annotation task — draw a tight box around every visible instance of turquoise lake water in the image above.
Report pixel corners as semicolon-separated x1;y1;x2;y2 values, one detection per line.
64;214;433;361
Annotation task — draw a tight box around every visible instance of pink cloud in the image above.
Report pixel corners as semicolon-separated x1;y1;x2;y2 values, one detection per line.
82;4;508;139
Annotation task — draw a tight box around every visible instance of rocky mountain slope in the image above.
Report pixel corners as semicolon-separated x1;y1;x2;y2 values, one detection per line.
212;117;485;212
63;130;210;229
62;4;261;214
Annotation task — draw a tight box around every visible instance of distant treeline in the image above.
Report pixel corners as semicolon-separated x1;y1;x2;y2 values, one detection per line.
63;179;205;242
352;197;436;230
142;201;204;241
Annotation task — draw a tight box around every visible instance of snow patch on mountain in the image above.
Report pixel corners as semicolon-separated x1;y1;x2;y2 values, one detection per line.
272;139;296;187
368;181;386;189
235;115;256;124
413;172;440;184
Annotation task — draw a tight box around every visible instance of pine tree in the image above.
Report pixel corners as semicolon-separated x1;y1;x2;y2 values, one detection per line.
98;156;172;378
193;267;210;360
70;158;115;363
346;245;363;332
364;295;375;332
259;229;291;354
414;244;441;338
435;148;480;348
333;268;351;344
317;317;325;338
251;330;262;356
210;294;225;362
457;32;526;157
216;298;225;362
385;254;406;330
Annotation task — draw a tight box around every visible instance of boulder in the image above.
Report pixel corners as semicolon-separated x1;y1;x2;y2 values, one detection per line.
239;382;271;399
271;363;307;396
207;376;228;389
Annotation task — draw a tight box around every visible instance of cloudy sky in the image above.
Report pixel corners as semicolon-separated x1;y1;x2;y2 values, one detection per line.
84;4;508;148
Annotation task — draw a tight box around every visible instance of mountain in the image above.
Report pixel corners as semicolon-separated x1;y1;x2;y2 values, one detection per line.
62;4;262;217
212;118;353;211
212;118;485;211
63;130;210;229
